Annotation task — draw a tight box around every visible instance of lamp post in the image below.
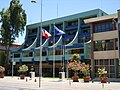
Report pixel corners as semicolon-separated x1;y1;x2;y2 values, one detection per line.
65;46;69;79
31;0;42;88
11;54;14;78
102;40;105;51
11;53;16;78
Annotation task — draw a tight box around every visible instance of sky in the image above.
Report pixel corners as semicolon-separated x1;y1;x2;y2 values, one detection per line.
0;0;120;45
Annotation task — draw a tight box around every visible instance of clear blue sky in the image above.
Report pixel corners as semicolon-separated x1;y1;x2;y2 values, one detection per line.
0;0;120;45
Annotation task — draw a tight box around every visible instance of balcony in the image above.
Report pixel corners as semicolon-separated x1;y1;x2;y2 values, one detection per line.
63;34;75;40
78;33;90;38
80;24;90;29
65;24;78;30
28;32;37;36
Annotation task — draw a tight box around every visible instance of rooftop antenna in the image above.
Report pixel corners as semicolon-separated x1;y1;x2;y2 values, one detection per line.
99;0;102;16
53;0;59;79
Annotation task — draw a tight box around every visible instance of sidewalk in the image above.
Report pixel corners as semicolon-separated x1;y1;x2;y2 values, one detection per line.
0;76;120;90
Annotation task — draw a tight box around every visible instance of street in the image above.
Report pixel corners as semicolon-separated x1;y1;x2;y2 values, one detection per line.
0;77;120;90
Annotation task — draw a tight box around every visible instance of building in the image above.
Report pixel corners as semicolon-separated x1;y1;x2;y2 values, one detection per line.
11;9;107;77
0;43;20;66
84;10;120;78
0;43;20;51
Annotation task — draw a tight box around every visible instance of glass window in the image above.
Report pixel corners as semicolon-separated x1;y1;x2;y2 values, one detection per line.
95;60;99;65
101;23;105;32
104;60;109;65
29;52;33;57
94;41;102;51
97;24;101;32
93;21;113;33
35;51;40;56
94;25;98;33
100;60;104;65
48;50;53;55
14;54;20;58
110;59;114;65
110;74;115;78
94;39;115;51
110;66;115;73
42;51;47;56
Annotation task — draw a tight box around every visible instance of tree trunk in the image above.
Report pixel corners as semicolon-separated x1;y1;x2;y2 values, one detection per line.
4;46;10;75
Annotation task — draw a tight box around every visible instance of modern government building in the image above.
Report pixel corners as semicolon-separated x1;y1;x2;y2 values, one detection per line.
11;8;120;78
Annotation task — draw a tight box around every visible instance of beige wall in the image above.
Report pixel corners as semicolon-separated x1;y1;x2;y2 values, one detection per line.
94;50;118;59
93;30;118;41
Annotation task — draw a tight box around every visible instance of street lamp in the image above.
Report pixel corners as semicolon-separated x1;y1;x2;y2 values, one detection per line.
31;0;42;88
102;40;105;51
65;46;69;79
11;53;16;78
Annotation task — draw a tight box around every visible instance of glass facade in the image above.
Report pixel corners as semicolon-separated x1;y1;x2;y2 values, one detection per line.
93;21;114;33
92;18;118;78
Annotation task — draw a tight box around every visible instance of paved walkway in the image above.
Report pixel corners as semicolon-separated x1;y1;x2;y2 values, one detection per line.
0;77;120;90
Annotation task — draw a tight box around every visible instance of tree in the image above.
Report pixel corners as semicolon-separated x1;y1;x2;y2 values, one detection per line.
0;0;26;74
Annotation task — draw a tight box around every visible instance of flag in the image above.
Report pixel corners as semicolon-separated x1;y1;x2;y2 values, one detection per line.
54;26;65;35
42;29;51;39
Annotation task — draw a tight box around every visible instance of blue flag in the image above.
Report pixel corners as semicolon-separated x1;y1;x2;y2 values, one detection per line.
54;26;65;35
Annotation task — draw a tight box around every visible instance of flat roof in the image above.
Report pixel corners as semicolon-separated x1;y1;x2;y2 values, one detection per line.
84;14;117;23
27;9;107;28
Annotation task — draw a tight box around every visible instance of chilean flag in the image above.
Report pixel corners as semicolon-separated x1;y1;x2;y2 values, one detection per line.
42;29;51;39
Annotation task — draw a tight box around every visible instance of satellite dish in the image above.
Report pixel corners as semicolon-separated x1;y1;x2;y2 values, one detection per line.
31;0;36;3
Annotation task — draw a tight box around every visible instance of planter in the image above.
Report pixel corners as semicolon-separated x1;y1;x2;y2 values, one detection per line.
83;76;91;82
100;77;108;83
0;74;4;78
20;75;25;79
72;76;79;82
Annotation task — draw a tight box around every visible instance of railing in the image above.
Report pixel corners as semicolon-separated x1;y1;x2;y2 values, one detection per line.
80;24;90;29
65;24;78;30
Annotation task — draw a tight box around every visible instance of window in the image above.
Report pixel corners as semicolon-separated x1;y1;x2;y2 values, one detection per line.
95;60;99;65
35;51;40;56
110;66;115;73
99;60;104;65
14;54;20;58
29;52;33;57
93;21;114;33
94;39;116;51
48;50;53;55
70;49;83;54
110;59;114;65
42;51;47;56
104;60;109;65
55;50;63;55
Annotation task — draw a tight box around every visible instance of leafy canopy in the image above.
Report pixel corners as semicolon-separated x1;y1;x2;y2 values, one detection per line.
0;0;26;46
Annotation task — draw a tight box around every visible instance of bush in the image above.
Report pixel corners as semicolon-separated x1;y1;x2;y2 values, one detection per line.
18;65;28;74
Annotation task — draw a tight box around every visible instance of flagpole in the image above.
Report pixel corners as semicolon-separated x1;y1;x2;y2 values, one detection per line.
39;0;42;88
63;44;65;72
53;25;55;79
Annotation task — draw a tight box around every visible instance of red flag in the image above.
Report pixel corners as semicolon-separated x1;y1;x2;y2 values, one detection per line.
42;29;51;39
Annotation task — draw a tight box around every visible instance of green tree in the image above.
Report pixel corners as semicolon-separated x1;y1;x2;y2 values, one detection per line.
0;0;26;74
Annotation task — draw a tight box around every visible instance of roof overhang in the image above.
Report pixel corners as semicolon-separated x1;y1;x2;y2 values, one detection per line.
84;14;117;24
